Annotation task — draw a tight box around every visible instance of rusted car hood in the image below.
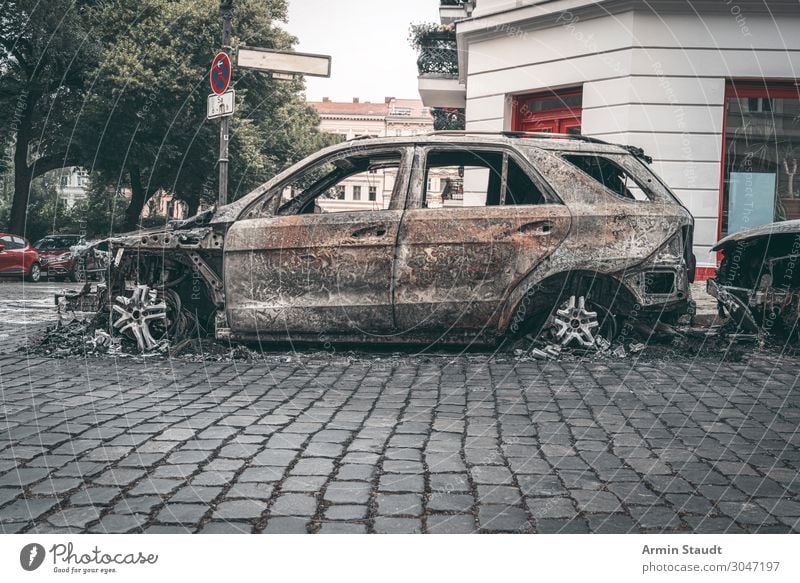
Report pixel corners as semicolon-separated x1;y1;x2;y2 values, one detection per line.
712;220;800;251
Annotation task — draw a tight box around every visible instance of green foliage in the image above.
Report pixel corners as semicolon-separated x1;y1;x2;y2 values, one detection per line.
4;176;87;242
408;22;455;51
80;0;330;214
1;0;333;234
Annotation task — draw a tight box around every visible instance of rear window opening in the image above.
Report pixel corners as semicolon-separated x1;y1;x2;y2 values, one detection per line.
422;149;549;208
562;154;651;201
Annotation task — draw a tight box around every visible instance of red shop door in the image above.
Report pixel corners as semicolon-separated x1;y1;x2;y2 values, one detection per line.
513;88;583;135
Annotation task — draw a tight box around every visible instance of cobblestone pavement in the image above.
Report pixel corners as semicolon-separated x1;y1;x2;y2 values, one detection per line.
0;281;82;352
0;350;798;534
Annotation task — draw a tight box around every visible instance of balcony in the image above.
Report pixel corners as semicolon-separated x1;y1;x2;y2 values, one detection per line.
411;24;467;109
439;0;474;24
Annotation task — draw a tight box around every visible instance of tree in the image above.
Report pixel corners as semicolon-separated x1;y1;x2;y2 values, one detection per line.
2;0;335;235
0;0;99;235
79;0;334;231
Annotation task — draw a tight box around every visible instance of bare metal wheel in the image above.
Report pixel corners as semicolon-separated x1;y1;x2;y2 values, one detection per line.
544;294;617;349
112;285;167;351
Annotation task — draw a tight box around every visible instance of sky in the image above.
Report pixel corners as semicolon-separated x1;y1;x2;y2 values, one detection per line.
283;0;440;103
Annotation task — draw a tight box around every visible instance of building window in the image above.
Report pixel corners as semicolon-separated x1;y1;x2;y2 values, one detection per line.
336;185;346;200
353;186;361;201
721;81;800;236
369;186;377;201
513;87;583;135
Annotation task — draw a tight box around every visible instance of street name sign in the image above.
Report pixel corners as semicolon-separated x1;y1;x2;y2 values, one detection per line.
210;52;232;95
236;47;332;78
207;90;235;119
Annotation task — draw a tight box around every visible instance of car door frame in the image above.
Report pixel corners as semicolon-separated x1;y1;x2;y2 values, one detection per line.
223;144;414;341
393;142;572;341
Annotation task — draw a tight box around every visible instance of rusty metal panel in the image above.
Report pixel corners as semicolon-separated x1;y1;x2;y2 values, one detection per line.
224;210;403;335
393;205;572;334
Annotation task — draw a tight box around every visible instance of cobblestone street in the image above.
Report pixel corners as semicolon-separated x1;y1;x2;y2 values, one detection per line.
1;347;798;534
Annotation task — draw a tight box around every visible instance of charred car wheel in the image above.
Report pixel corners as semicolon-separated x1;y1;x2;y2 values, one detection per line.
541;294;618;349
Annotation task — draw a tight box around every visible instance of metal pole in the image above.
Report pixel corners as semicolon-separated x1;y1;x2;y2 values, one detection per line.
218;0;234;207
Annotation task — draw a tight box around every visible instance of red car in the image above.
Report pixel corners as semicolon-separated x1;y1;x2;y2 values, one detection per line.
0;233;41;282
34;234;86;281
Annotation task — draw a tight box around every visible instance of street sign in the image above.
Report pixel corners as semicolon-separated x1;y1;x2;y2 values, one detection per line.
210;52;232;95
207;90;235;119
236;47;332;78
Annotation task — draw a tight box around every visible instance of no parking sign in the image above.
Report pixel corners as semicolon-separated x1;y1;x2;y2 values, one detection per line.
210;52;232;95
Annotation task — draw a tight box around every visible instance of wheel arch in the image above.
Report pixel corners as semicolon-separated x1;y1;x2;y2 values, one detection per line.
501;269;639;338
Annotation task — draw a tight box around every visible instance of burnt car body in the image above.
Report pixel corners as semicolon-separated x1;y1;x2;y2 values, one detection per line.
96;133;695;350
708;220;800;341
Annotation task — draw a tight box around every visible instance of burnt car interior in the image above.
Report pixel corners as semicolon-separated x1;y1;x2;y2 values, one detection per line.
421;149;548;207
278;150;404;215
562;154;651;201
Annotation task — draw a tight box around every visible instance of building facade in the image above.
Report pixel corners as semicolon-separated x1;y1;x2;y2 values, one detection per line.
418;0;800;278
309;97;462;212
54;167;89;209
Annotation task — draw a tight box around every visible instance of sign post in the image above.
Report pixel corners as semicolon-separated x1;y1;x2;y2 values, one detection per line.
209;1;331;208
216;1;234;207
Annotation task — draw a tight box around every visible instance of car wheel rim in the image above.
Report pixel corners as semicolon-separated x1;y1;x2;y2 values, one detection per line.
112;285;168;351
31;265;40;280
546;295;615;349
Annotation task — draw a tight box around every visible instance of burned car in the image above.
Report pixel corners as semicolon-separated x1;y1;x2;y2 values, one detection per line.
708;220;800;342
78;133;696;351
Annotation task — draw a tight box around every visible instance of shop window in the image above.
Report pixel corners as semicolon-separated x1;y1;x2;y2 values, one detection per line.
721;82;800;236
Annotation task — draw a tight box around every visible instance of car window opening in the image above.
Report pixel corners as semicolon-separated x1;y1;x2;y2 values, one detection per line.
562;154;651;201
422;149;546;208
277;151;404;215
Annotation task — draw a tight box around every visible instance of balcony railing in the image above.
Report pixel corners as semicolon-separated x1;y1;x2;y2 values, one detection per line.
411;26;459;77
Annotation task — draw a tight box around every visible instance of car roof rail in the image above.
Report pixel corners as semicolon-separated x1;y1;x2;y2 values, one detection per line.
425;130;654;163
426;130;612;145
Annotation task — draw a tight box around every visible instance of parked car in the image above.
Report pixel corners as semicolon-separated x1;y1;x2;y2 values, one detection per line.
708;219;800;341
34;234;110;282
0;233;41;282
94;132;696;350
34;234;85;281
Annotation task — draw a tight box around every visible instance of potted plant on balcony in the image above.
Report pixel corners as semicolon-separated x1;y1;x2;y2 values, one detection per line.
408;23;458;77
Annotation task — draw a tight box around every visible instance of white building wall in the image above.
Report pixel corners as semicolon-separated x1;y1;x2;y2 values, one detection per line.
461;7;800;268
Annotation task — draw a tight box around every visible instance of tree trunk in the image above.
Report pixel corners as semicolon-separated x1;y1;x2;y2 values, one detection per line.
9;127;32;236
186;197;200;217
123;165;153;232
